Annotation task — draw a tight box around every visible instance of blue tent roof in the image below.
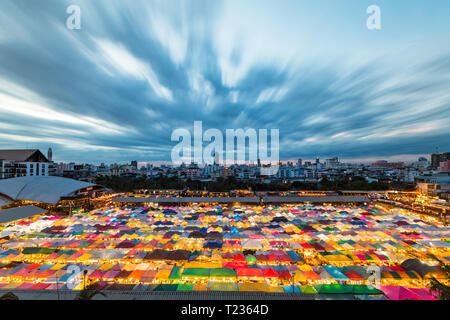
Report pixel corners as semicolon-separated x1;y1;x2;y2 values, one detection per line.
323;265;349;281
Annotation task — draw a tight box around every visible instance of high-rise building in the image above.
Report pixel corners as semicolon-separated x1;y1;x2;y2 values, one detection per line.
431;152;450;169
325;157;339;168
47;148;53;162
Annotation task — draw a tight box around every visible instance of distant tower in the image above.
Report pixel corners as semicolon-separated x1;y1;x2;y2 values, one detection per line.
47;147;53;161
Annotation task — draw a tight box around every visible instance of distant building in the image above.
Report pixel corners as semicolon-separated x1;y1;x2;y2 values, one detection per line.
325;157;339;169
438;160;450;173
415;174;450;197
431;152;450;170
47;148;53;162
371;160;404;169
0;149;54;179
414;157;429;169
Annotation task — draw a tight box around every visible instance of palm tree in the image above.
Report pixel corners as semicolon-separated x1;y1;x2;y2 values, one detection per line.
427;254;450;300
74;283;107;300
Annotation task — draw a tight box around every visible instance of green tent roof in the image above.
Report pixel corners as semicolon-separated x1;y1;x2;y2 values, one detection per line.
209;268;236;277
22;247;41;254
169;266;183;280
176;283;193;291
182;268;210;277
245;255;257;263
314;284;353;294
154;284;178;291
22;247;58;255
146;284;159;291
352;285;383;295
298;285;318;294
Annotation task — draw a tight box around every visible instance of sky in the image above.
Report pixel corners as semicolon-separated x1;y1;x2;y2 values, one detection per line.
0;0;449;164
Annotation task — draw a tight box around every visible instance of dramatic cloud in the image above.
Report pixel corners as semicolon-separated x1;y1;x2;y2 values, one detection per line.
0;0;449;163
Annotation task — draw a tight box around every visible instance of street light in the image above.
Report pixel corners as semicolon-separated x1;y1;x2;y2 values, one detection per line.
83;269;88;290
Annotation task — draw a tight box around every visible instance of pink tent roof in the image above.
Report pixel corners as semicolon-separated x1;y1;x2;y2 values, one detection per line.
378;286;424;300
17;282;34;289
103;270;120;279
407;288;438;300
30;283;50;290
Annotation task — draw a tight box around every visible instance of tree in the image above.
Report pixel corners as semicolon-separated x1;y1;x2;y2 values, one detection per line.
74;283;107;300
427;254;450;300
0;292;19;300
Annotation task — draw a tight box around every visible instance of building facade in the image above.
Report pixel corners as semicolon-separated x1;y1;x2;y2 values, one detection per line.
0;149;54;179
431;152;450;170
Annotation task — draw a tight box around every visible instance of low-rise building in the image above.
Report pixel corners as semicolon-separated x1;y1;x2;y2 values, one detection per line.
0;149;54;179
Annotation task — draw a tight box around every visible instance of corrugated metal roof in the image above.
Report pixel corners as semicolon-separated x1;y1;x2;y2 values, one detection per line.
0;205;47;224
0;149;41;161
0;197;12;208
113;197;260;203
0;176;97;204
262;196;370;203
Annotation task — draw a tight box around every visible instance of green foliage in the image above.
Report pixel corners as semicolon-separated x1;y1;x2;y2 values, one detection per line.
427;254;450;300
0;292;19;300
96;175;412;193
74;283;107;300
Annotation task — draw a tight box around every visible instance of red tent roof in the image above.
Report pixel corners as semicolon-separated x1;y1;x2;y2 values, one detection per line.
344;270;364;281
223;262;247;269
277;270;292;279
233;253;246;261
262;268;278;278
236;268;263;277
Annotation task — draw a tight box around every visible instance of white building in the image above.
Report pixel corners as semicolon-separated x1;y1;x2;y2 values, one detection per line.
0;149;54;179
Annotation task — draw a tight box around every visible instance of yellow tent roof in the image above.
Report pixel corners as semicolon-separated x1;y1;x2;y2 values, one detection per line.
99;263;114;271
294;271;307;282
154;269;171;280
77;253;92;261
326;255;352;262
193;283;208;291
239;282;270;292
184;262;222;269
123;264;137;271
50;263;66;270
268;286;284;293
299;264;313;272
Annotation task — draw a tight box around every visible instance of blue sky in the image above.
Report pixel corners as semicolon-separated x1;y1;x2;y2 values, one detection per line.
0;0;449;164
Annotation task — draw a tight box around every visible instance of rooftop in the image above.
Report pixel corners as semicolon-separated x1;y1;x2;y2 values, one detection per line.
0;149;48;162
0;205;47;224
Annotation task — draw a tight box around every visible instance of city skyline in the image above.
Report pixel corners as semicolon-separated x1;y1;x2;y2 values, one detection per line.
0;0;450;164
